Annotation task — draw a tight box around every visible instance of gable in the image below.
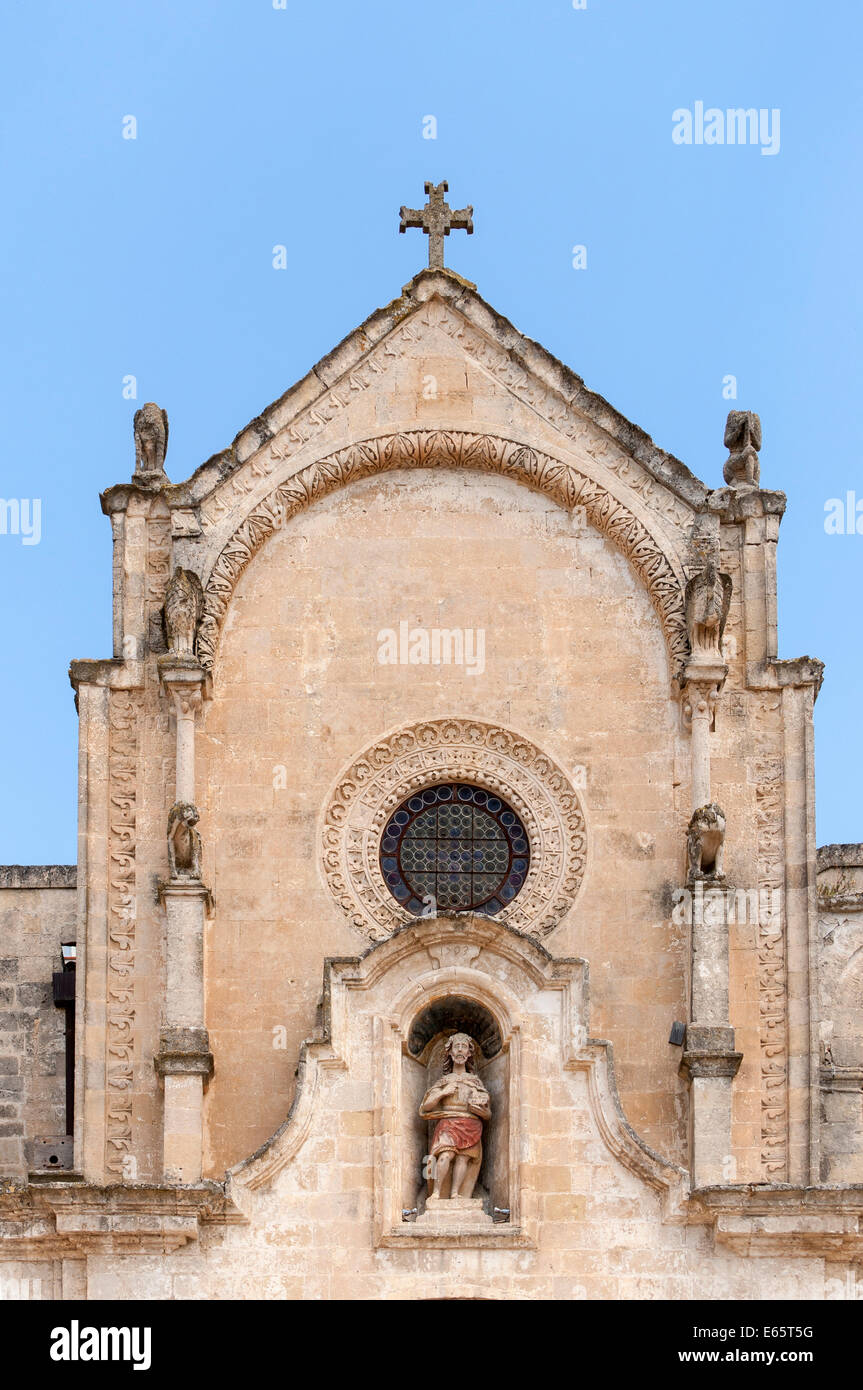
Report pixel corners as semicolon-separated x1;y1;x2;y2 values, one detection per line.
164;272;702;679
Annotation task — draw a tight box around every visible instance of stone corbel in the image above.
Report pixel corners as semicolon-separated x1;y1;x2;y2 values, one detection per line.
679;1025;742;1083
154;1026;214;1082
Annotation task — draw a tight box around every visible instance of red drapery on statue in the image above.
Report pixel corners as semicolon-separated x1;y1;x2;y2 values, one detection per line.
430;1116;483;1155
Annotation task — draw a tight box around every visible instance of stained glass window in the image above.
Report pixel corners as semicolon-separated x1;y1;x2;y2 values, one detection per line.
379;783;530;915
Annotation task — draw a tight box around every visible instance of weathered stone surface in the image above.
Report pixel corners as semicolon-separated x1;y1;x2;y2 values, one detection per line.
1;254;859;1301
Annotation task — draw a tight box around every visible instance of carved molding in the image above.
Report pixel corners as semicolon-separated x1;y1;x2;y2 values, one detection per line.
752;698;788;1181
105;690;142;1178
196;429;689;674
231;914;688;1217
320;719;587;944
198;295;697;541
424;300;696;534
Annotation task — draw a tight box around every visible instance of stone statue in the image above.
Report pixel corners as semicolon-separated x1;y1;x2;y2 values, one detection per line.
167;801;203;880
419;1033;491;1201
133;402;169;481
687;803;727;882
723;410;761;490
685;564;732;664
164;568;203;656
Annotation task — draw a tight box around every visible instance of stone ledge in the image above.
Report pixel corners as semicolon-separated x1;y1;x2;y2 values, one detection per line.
707;487;787;522
818;893;863;914
377;1226;534;1250
820;1066;863;1092
0;865;76;890
155;1027;214;1080
713;1212;863;1257
0;1181;245;1258
746;656;825;696
68;658;145;692
818;843;863;873
679;1051;743;1081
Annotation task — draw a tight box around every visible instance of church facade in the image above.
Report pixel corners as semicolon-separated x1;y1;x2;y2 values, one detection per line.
2;200;863;1300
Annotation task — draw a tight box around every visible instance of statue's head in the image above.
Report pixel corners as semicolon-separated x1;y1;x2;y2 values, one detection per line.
170;801;199;829
444;1032;476;1072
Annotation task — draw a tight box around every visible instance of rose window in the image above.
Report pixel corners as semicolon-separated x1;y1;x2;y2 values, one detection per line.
379;783;530;915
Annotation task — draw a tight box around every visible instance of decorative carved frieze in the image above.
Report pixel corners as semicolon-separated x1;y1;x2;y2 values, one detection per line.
752;698;788;1180
146;509;173;653
105;689;143;1178
321;719;587;943
196;429;689;675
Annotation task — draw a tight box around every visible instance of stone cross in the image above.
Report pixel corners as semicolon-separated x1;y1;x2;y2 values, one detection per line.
399;181;473;270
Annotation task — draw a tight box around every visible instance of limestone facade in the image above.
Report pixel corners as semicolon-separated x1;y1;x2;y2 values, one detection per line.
1;266;861;1300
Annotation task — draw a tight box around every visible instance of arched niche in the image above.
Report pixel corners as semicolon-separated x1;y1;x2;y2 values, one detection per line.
401;995;510;1220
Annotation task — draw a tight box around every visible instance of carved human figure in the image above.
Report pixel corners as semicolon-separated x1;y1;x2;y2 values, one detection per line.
685;564;732;664
164;567;203;655
419;1033;491;1201
167;801;203;880
133;402;169;480
723;410;761;489
687;803;727;882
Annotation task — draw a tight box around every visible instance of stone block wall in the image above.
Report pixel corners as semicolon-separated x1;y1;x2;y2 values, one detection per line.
0;867;77;1178
816;845;863;1182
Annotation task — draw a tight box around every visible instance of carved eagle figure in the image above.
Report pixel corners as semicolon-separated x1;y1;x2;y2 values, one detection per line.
684;563;732;662
164;567;203;656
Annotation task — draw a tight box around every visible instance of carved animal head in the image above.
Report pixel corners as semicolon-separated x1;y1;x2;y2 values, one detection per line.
168;801;199;832
689;803;726;834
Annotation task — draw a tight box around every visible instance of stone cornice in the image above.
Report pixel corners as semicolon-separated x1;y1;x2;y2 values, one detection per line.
68;658;145;692
0;865;76;890
5;1172;862;1260
817;843;863;873
707;486;787;523
0;1181;244;1258
100;479;196;517
745;656;825;699
689;1184;863;1257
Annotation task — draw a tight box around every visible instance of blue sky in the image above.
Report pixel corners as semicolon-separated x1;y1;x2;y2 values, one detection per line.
1;0;860;862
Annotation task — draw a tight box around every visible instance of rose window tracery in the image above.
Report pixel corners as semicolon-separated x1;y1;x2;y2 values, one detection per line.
379;783;530;914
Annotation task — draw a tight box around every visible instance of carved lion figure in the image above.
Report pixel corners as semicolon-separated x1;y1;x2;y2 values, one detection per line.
685;564;732;663
723;410;761;489
133;402;169;479
687;803;727;881
164;568;203;656
167;801;202;880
